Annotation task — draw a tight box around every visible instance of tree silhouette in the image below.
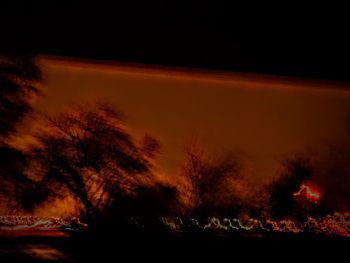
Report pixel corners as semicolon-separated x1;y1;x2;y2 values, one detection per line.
267;157;314;220
181;140;242;216
27;101;160;220
0;53;42;213
0;53;41;137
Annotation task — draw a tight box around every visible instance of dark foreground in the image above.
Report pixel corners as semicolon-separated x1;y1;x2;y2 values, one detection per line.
0;229;349;262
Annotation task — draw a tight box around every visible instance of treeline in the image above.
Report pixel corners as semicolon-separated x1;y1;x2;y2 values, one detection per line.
1;54;349;226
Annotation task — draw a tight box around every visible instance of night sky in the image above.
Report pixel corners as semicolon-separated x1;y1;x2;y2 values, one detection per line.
2;1;350;181
37;56;350;182
1;2;350;81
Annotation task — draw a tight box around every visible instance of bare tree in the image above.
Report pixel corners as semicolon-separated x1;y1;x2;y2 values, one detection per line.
181;140;242;216
27;101;160;220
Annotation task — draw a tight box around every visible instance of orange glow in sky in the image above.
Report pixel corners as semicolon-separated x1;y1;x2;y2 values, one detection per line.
37;56;350;182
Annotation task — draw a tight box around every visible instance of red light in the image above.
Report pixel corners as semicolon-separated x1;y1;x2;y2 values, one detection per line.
293;184;321;202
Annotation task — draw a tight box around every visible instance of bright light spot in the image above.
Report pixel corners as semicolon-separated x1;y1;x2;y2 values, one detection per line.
293;184;321;202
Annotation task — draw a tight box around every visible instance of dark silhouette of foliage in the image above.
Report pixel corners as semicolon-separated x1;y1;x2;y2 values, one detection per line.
0;147;49;213
27;101;160;220
312;140;350;213
140;134;161;159
0;53;42;213
0;53;41;137
106;182;180;218
267;157;314;220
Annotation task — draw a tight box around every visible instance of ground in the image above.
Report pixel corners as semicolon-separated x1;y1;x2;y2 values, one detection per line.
0;228;349;262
